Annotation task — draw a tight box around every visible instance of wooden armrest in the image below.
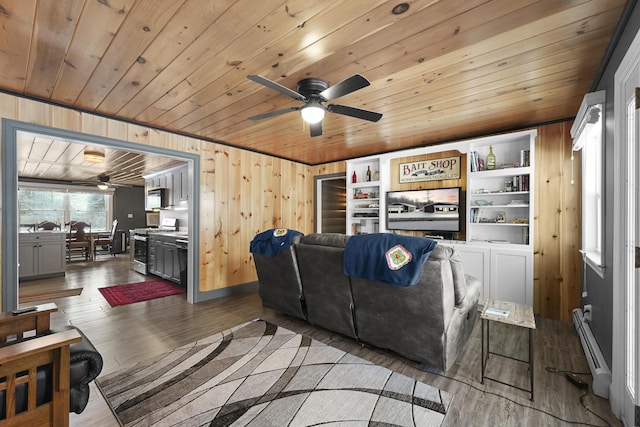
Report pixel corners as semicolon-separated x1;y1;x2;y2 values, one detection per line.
0;329;81;365
0;304;58;343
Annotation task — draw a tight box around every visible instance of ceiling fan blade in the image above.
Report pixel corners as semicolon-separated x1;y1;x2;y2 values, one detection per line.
248;106;299;121
319;74;370;101
247;75;306;101
310;121;322;137
328;104;383;122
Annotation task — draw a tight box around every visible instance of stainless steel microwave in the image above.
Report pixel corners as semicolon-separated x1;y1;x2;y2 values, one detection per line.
147;188;168;209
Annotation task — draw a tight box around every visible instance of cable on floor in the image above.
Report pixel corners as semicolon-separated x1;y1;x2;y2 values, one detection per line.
427;367;611;427
545;366;611;427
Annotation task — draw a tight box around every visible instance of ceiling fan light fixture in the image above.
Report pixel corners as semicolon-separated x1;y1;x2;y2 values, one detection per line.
84;147;105;163
97;183;109;190
300;104;325;124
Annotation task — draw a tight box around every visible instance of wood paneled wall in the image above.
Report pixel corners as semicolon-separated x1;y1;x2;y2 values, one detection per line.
0;93;578;320
534;122;582;322
0;93;342;304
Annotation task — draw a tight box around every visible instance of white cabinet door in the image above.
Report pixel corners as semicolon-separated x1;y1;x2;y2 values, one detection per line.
490;246;533;306
452;244;491;302
38;239;66;275
18;241;37;278
19;233;66;279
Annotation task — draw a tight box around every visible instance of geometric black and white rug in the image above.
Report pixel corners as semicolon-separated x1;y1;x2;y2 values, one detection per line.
97;319;453;426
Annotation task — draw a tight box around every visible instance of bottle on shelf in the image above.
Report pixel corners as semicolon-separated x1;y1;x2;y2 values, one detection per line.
352;170;357;183
486;146;496;170
366;165;372;181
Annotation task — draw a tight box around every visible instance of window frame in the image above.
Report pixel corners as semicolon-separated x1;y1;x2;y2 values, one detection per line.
18;181;114;232
571;90;606;278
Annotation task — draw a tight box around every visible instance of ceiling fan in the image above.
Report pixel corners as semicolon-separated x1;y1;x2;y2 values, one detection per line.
74;174;132;190
247;74;383;137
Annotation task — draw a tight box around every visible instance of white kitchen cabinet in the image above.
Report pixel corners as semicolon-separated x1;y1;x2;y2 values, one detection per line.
19;232;66;280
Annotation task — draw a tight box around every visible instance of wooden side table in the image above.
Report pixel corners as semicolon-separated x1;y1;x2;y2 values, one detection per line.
481;300;536;400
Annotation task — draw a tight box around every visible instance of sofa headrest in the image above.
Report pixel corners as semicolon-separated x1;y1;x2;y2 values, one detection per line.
429;245;468;305
250;229;303;257
428;244;455;260
299;233;350;248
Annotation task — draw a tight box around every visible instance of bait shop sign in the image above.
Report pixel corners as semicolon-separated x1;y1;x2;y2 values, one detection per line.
399;156;461;183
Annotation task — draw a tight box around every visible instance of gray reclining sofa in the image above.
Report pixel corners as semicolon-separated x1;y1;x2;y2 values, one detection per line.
251;231;481;373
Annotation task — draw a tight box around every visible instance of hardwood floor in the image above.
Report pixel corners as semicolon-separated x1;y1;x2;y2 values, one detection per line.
18;256;622;426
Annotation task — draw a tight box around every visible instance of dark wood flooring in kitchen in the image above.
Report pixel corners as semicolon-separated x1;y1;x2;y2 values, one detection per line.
17;255;622;426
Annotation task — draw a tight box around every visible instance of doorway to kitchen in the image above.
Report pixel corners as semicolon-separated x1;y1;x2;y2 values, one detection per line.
314;173;346;233
2;119;200;312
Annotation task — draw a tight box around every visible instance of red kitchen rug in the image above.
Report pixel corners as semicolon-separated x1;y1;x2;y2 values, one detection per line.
98;280;185;307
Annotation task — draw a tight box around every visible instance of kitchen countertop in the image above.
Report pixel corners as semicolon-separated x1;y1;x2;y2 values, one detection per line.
19;230;66;234
147;230;189;239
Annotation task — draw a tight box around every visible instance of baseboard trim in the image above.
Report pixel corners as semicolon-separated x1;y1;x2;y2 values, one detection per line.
195;281;258;302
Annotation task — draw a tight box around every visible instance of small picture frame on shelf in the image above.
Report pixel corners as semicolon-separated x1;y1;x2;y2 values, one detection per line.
496;211;506;223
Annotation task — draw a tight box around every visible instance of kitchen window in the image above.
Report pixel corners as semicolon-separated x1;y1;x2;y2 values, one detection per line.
18;182;113;231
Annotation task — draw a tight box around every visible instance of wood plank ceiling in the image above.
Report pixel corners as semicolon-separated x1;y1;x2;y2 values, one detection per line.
0;0;626;175
16;133;184;187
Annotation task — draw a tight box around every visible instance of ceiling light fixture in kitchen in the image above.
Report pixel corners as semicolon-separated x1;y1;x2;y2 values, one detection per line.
84;147;105;163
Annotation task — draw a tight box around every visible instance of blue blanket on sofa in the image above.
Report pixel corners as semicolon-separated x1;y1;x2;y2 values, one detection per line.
249;228;303;257
343;233;438;287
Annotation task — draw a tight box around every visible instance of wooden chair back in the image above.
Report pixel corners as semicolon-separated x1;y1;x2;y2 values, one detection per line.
0;304;81;426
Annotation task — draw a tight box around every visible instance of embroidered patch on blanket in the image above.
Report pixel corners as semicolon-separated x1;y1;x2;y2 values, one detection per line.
385;244;412;270
273;228;288;237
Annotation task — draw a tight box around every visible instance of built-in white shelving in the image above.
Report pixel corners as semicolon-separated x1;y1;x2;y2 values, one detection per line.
344;129;537;305
346;157;381;235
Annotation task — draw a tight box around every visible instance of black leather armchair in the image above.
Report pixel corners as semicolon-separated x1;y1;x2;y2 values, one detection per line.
0;304;103;426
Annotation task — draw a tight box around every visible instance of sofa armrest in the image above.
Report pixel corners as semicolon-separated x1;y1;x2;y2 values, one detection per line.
50;326;103;414
53;326;103;385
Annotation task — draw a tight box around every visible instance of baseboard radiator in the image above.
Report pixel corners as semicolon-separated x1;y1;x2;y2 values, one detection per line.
572;308;611;398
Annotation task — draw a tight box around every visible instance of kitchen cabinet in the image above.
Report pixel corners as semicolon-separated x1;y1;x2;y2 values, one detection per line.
148;236;158;275
178;165;189;202
19;232;66;280
147;234;181;284
143;163;189;210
